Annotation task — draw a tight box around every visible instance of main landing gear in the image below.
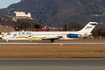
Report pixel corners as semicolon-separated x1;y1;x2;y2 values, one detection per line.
51;39;55;42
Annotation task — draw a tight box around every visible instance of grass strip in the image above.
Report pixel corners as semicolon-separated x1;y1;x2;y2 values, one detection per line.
0;45;105;58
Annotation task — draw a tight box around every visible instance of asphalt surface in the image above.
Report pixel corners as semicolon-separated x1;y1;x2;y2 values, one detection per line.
0;42;105;45
0;58;105;70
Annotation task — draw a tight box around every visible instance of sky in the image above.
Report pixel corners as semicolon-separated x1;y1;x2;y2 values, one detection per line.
0;0;20;9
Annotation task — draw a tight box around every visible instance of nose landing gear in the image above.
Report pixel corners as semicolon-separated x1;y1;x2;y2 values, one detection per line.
6;40;8;42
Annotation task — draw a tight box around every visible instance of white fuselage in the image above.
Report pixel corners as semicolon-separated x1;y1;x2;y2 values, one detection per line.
2;31;84;40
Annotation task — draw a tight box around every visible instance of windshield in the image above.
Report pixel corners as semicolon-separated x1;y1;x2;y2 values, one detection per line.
7;33;11;35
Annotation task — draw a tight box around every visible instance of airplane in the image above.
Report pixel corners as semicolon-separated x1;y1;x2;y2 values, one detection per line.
2;22;98;42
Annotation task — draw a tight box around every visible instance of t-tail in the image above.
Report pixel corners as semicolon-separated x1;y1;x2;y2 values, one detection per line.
78;22;98;37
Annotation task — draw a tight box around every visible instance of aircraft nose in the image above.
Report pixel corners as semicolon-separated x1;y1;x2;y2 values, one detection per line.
2;36;7;40
2;36;5;40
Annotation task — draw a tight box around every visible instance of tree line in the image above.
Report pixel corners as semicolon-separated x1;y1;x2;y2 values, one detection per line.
19;22;41;30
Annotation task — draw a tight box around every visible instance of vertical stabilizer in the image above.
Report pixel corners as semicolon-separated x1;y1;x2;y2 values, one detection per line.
79;22;98;34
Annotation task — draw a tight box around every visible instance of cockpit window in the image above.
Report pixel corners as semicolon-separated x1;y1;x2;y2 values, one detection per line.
7;33;11;35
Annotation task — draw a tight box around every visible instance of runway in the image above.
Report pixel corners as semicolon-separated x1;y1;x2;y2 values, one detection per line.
0;58;105;70
0;42;105;45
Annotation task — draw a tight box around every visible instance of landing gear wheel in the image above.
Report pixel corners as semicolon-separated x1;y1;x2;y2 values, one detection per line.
51;39;54;42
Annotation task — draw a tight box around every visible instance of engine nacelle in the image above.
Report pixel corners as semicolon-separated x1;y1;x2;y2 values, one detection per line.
67;34;82;38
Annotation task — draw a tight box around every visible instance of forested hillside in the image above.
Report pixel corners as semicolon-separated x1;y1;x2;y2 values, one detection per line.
0;0;105;27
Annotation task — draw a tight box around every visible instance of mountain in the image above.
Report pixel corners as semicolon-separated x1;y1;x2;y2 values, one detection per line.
0;0;105;27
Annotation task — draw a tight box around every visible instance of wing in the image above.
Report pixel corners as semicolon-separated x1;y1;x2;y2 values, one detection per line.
42;36;63;40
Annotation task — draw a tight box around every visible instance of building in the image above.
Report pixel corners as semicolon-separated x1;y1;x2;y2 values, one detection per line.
0;25;15;38
13;11;33;21
14;11;31;17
